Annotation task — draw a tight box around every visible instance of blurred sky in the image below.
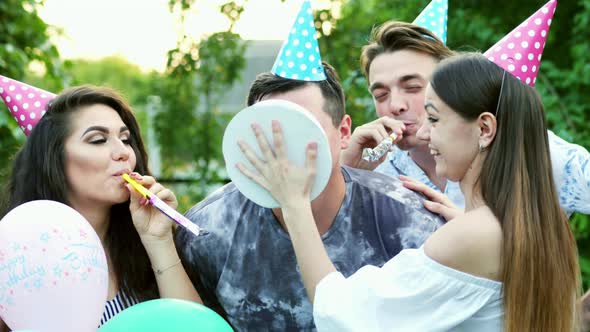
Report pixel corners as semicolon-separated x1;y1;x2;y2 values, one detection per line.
38;0;332;72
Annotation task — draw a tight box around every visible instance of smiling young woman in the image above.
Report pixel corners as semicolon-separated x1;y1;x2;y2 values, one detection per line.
238;53;580;332
0;86;201;330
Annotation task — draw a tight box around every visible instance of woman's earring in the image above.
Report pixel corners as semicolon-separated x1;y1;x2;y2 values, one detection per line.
479;143;486;152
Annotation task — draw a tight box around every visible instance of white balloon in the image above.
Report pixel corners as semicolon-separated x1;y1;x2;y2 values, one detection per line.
0;200;108;332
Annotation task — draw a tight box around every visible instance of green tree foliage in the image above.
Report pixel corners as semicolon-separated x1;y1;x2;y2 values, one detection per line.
63;56;159;129
66;56;155;108
157;0;247;207
0;0;63;184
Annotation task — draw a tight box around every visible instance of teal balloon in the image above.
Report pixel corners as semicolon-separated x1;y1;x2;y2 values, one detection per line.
98;299;233;332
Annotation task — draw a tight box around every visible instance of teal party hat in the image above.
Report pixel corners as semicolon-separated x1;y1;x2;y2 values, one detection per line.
412;0;448;44
271;0;326;81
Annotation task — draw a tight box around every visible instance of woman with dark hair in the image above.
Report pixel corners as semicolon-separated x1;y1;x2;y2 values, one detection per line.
0;86;201;330
237;53;580;331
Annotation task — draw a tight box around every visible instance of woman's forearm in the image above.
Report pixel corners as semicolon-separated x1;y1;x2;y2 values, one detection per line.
282;202;337;303
142;236;203;304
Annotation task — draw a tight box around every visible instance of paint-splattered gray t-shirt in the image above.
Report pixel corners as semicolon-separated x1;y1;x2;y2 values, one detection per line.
175;166;443;331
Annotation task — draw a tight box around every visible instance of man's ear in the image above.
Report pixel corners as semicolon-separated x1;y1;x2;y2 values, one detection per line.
339;115;352;150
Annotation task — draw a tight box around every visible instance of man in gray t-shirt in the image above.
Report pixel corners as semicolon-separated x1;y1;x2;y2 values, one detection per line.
175;63;443;331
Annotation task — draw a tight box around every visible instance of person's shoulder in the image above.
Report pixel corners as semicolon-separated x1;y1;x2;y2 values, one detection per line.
424;206;502;281
343;166;437;212
179;182;254;240
184;182;243;218
176;182;250;260
548;129;589;156
373;150;398;176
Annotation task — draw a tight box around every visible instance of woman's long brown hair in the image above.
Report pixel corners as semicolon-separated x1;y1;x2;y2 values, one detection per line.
1;86;159;304
431;53;580;331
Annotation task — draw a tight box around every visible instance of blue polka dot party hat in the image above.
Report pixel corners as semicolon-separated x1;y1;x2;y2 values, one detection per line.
412;0;448;44
271;0;326;81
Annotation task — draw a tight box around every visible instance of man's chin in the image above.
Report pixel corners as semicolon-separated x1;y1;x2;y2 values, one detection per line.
396;142;411;151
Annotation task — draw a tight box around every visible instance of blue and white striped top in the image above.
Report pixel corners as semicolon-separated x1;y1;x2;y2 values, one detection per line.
99;290;138;326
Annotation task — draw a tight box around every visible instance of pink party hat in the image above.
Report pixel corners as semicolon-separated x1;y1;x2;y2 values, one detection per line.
0;75;55;135
484;0;556;86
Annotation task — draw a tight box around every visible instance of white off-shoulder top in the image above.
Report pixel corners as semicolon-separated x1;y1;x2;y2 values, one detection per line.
314;247;503;332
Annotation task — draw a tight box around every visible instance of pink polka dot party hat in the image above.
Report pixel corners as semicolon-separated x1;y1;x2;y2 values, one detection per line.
484;0;557;86
0;75;55;135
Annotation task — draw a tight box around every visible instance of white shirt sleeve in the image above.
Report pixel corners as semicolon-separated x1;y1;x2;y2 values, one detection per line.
548;130;590;215
313;248;503;332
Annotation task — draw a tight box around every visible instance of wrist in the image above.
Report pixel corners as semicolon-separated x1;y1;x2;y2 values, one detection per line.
146;247;182;276
153;258;182;276
281;202;315;232
281;199;312;216
339;149;362;168
141;235;176;260
140;232;174;246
